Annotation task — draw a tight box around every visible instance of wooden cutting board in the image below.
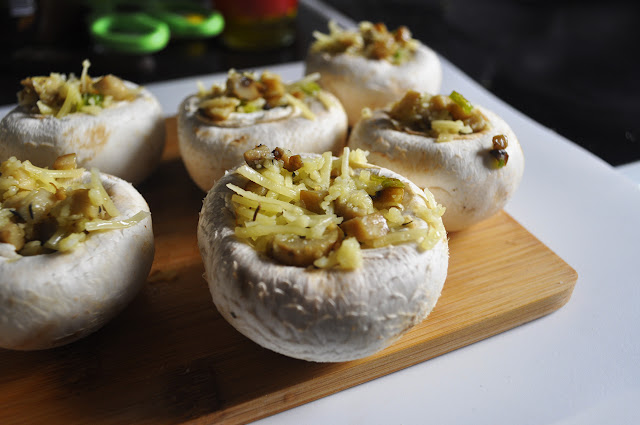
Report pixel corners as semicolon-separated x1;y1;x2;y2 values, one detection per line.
0;118;577;425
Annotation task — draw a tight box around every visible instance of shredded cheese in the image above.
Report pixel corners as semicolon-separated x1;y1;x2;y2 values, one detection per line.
388;90;487;139
0;155;148;256
230;147;446;270
84;210;150;231
311;20;419;64
197;69;331;123
227;184;308;215
283;93;316;121
236;165;298;200
16;59;140;118
432;120;473;142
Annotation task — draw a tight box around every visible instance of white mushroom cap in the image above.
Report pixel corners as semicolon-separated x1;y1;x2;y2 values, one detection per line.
197;162;449;362
0;172;154;350
305;43;442;126
177;92;348;192
348;106;525;232
0;84;166;185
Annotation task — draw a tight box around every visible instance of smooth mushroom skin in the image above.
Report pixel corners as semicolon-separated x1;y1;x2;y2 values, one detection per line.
0;172;154;350
305;43;442;126
198;162;449;363
348;106;525;232
0;83;166;185
177;91;348;192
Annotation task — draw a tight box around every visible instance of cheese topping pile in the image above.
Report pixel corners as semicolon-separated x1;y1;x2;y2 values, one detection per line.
228;146;446;270
196;70;332;122
18;60;140;118
386;90;487;142
0;154;148;256
311;21;419;65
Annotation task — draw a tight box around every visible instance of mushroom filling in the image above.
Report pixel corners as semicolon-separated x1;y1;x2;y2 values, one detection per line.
196;70;332;122
311;20;419;65
227;145;446;270
17;59;140;118
489;134;510;168
386;90;488;142
0;154;149;256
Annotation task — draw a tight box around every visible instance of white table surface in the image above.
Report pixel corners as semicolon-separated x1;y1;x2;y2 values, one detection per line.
1;56;639;425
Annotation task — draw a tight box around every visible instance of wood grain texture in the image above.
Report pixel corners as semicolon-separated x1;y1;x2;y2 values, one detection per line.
0;118;577;425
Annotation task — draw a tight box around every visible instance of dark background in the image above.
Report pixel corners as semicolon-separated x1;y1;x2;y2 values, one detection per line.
1;0;638;166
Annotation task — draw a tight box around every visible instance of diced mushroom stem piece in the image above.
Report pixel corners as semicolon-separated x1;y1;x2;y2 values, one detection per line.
492;134;509;150
66;189;101;218
260;72;286;106
429;94;470;121
465;112;487;132
0;222;26;251
394;25;412;43
389;90;487;135
52;153;77;170
243;145;274;169
28;190;57;222
369;37;395;59
93;74;135;101
19;76;64;107
273;147;303;172
300;189;329;214
388;90;422;122
226;73;262;101
373;186;405;210
3;188;57;223
334;192;375;220
490;134;509;167
267;225;343;267
340;212;389;244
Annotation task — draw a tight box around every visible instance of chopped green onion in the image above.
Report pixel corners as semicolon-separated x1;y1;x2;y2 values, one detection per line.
82;93;104;107
298;80;320;96
369;174;405;188
449;90;473;115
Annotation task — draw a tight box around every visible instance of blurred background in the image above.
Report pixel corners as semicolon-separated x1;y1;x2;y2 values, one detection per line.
0;0;638;166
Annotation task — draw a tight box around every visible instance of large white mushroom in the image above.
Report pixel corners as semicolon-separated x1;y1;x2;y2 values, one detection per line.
178;70;348;192
349;90;525;232
0;157;154;350
0;61;165;185
197;147;449;362
305;21;442;126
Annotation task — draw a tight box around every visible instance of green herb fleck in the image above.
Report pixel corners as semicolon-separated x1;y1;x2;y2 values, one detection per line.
82;93;104;107
449;91;473;115
370;174;405;188
299;81;320;96
489;149;509;168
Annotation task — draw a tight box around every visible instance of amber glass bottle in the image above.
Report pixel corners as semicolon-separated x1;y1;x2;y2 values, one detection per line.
215;0;297;50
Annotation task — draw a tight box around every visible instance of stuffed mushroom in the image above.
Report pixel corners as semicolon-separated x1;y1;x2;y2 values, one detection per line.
0;60;166;185
348;90;525;232
177;69;348;192
197;146;449;362
0;154;154;350
305;21;442;126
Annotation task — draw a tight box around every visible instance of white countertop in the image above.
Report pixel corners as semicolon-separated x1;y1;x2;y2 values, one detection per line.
1;57;638;425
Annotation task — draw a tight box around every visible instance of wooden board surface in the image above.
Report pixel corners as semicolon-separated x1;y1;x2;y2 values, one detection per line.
0;118;578;425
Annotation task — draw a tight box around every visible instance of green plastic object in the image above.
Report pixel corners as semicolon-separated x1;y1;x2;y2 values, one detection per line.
151;1;224;39
90;12;171;54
